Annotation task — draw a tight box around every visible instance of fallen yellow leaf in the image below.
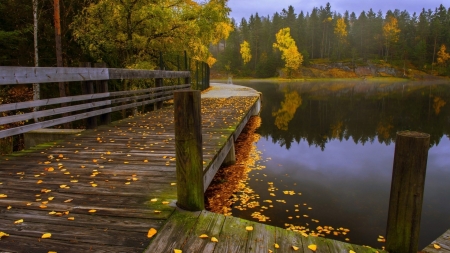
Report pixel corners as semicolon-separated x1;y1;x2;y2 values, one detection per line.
199;234;208;238
308;244;317;251
151;198;157;202
14;219;23;224
88;209;96;213
49;211;56;215
59;185;67;188
246;226;253;231
147;228;157;238
64;199;73;203
274;243;280;249
349;250;356;253
125;182;130;185
41;233;52;239
170;183;176;186
174;250;182;253
0;231;10;238
434;244;441;249
48;251;57;253
162;201;170;205
7;206;12;210
154;210;161;214
0;194;7;198
37;180;43;185
211;237;218;242
292;246;300;251
91;184;98;187
48;197;54;200
67;217;75;221
47;167;54;171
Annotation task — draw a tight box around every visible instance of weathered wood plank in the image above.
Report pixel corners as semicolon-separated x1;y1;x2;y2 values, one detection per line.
301;234;331;253
245;221;276;253
182;210;226;253
423;229;450;253
143;208;201;253
0;67;190;85
213;215;250;253
275;227;305;253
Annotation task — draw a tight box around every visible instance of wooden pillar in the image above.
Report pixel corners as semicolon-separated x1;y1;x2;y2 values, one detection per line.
154;52;163;110
386;131;430;253
174;90;204;211
94;62;111;125
79;62;97;129
184;51;191;87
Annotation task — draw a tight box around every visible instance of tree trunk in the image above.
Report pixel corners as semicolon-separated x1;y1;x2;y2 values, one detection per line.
33;0;40;123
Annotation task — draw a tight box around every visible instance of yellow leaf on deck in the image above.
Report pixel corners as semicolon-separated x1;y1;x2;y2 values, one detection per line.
48;251;57;253
174;250;182;253
47;167;54;171
434;244;441;249
125;182;130;185
274;243;280;248
92;159;97;163
64;199;73;203
154;210;161;214
349;250;356;253
0;231;10;238
91;184;98;187
14;219;23;224
0;194;7;198
144;160;148;163
246;226;253;231
151;198;157;202
88;209;96;213
68;217;75;221
59;185;67;188
147;228;157;238
49;211;56;215
211;237;218;242
64;211;69;215
308;244;317;251
7;206;12;210
170;183;176;186
199;234;208;238
39;205;47;208
48;197;54;200
41;233;52;239
292;246;300;251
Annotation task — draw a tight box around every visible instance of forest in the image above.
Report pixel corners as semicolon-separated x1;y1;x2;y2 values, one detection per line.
212;3;450;78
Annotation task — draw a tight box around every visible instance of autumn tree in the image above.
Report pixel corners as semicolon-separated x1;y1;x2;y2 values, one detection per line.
72;0;232;68
383;16;400;62
240;40;251;65
334;17;348;60
273;27;303;77
437;44;450;66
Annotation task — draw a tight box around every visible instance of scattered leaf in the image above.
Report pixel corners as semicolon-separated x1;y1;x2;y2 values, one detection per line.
174;250;182;253
49;211;56;215
274;243;280;249
88;209;97;213
41;233;52;239
64;199;73;203
308;244;317;251
14;219;23;224
170;183;176;186
349;250;356;253
246;226;253;231
67;217;75;221
0;194;7;198
147;228;157;238
434;244;441;249
211;237;218;242
199;234;208;238
59;185;67;188
125;182;130;185
48;197;54;201
151;198;157;202
7;206;12;210
0;231;10;238
39;205;47;208
91;184;98;187
154;210;161;214
292;246;300;251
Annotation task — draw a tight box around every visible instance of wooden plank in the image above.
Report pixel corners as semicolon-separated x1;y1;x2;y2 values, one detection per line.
181;210;225;252
0;67;109;85
213;215;250;253
423;229;450;253
301;235;331;253
143;208;201;253
203;135;234;191
0;234;142;253
0;84;189;113
275;227;305;253
245;221;276;253
109;69;190;80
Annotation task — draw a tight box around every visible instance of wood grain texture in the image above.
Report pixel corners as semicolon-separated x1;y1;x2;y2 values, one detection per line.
423;229;450;253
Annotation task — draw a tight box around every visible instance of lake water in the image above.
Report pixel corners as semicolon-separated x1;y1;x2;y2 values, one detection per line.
224;80;450;249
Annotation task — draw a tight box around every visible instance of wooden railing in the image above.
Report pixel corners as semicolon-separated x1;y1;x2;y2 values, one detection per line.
0;66;191;139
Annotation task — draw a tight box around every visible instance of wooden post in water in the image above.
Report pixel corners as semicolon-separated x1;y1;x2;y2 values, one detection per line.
386;131;430;253
174;90;204;211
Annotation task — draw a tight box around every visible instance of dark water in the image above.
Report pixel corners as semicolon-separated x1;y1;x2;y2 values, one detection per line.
226;80;450;249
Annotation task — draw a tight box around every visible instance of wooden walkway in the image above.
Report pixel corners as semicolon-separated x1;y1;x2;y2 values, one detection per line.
0;84;387;253
423;229;450;253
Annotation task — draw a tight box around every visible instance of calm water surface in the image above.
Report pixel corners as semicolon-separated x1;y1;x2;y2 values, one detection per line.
225;80;450;249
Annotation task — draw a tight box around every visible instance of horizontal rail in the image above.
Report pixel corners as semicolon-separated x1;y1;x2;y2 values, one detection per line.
0;67;190;85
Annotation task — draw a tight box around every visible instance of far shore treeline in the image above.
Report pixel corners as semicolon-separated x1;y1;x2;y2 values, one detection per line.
211;3;450;78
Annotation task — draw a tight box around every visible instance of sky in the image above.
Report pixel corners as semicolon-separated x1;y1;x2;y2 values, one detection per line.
227;0;447;21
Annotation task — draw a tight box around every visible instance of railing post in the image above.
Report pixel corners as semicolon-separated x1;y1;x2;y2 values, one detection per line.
174;90;204;211
94;62;111;125
386;131;430;253
79;62;97;129
184;51;191;86
154;52;163;110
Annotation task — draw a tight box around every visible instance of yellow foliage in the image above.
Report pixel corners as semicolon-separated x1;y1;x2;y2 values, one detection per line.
240;41;252;65
273;90;302;130
334;18;348;42
437;44;450;65
273;28;303;75
433;96;446;115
